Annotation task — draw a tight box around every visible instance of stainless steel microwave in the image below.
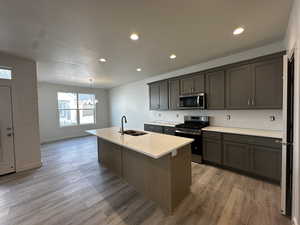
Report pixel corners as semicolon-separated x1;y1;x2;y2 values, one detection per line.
179;93;206;109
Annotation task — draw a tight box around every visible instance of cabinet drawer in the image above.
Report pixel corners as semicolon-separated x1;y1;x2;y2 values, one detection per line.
202;131;222;140
223;133;251;144
251;136;282;149
144;124;163;133
163;126;176;135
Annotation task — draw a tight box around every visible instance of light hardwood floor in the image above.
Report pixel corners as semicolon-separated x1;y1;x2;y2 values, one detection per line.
0;136;291;225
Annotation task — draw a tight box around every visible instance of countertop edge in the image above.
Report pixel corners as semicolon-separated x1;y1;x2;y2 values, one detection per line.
201;127;282;139
86;130;193;159
144;122;180;127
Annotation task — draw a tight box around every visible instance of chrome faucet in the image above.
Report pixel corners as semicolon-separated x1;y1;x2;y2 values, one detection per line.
120;115;127;135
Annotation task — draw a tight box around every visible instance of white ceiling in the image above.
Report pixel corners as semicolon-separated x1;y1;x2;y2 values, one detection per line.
0;0;292;88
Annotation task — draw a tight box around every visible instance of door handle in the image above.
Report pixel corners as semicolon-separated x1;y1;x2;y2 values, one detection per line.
7;127;12;131
7;133;13;137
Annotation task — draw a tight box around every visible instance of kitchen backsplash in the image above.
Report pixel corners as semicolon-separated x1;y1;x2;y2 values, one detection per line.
149;109;283;131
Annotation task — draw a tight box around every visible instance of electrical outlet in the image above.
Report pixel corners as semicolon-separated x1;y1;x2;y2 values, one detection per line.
176;114;179;118
226;115;231;120
270;116;275;121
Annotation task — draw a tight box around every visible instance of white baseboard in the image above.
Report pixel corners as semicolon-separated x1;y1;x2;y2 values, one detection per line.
16;161;42;172
293;217;298;225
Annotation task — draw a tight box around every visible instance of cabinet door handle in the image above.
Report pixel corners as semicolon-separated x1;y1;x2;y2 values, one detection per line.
248;97;251;106
252;98;255;106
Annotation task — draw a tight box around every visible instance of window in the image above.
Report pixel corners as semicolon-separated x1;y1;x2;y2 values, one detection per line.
78;93;96;125
57;92;96;127
0;68;12;80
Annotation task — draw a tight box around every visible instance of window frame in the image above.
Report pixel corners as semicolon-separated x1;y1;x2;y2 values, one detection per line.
0;67;13;80
57;92;96;127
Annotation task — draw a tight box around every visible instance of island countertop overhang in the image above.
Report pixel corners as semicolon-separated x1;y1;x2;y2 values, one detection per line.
86;127;194;159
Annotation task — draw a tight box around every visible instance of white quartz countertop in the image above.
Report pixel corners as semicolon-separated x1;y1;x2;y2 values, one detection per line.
86;127;194;159
144;121;181;127
202;126;282;139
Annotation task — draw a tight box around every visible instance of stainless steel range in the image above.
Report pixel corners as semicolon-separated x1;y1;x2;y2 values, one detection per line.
175;116;209;163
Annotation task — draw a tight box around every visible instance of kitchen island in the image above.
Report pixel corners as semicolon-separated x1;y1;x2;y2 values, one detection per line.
86;127;193;214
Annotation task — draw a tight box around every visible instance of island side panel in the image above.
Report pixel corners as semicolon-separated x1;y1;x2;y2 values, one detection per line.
170;144;192;211
122;148;172;213
97;138;123;177
97;137;192;214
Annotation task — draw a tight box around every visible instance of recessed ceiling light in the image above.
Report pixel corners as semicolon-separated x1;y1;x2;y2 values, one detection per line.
170;54;177;59
233;27;245;35
136;68;142;72
99;58;107;62
130;33;139;41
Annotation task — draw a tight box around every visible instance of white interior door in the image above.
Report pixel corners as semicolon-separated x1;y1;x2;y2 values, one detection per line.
0;86;15;175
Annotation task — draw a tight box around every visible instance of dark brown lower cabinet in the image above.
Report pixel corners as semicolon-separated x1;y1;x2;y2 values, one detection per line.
223;141;251;172
202;131;282;183
163;126;176;135
144;124;175;135
251;145;281;181
202;137;222;164
144;124;164;133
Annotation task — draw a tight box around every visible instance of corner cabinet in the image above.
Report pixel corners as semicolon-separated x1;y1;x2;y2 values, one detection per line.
226;55;283;109
202;131;282;183
252;57;283;109
149;80;169;110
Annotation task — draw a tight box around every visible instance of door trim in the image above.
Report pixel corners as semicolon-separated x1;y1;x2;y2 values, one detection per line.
0;85;16;175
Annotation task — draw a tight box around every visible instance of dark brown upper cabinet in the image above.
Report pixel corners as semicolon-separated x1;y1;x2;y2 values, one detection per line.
226;55;283;109
226;65;253;109
252;57;283;109
180;72;205;95
205;70;225;109
149;82;160;110
169;79;180;110
148;52;284;111
149;80;169;110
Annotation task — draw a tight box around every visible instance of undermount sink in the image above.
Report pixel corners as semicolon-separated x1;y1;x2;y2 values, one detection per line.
121;130;147;136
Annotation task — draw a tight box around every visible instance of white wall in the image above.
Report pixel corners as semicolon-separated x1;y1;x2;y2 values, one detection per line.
109;42;284;131
285;0;300;224
0;52;41;172
38;82;109;143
